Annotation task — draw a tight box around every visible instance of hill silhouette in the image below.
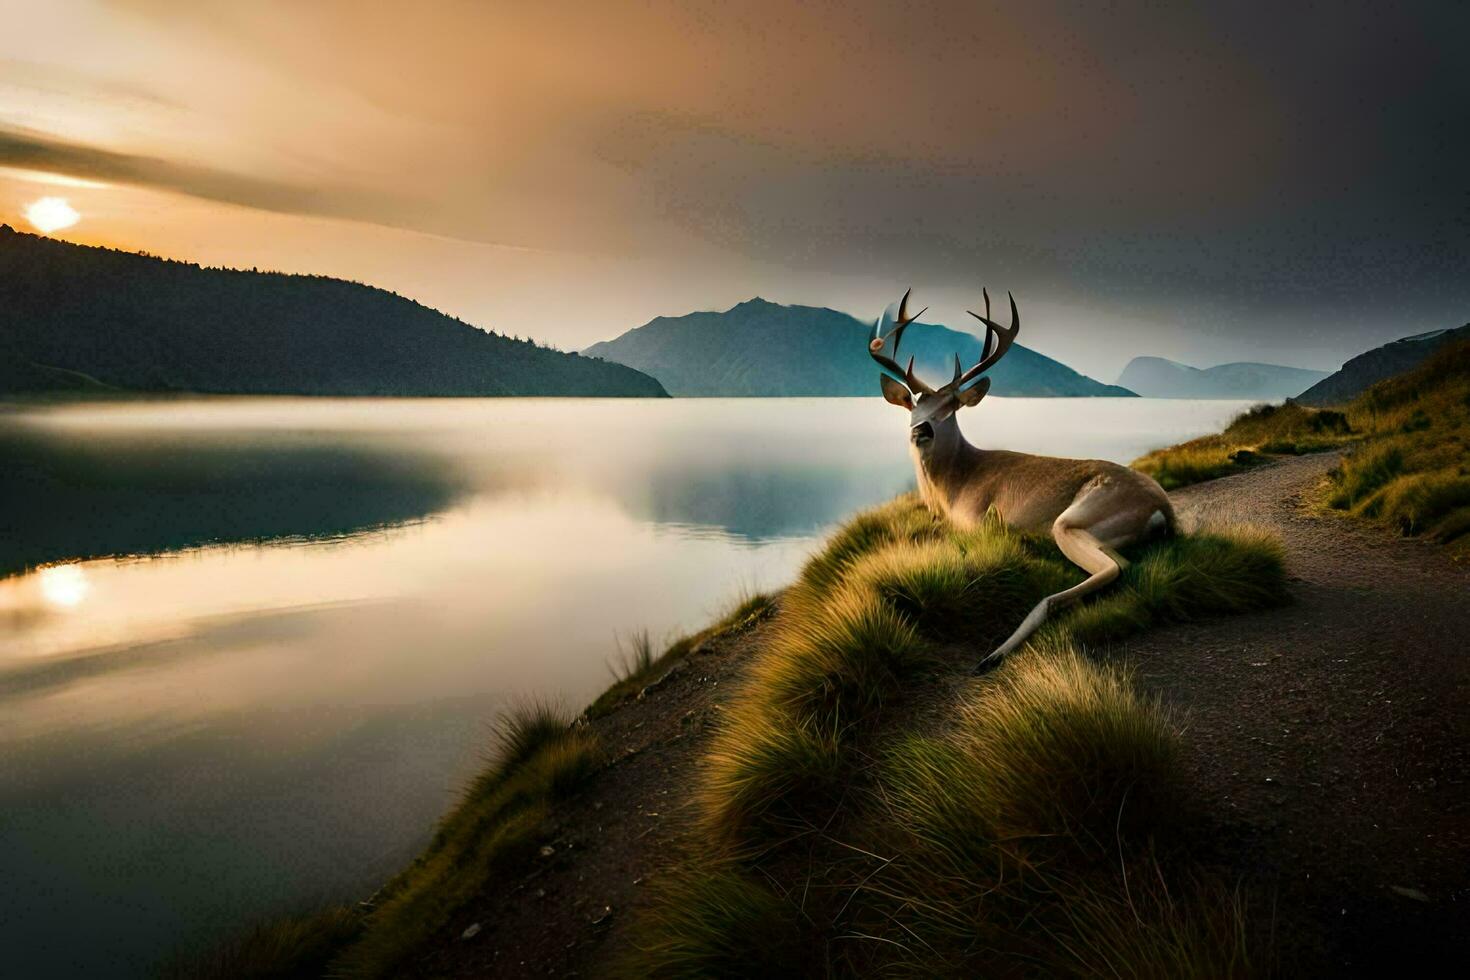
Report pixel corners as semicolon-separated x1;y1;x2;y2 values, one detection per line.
1295;323;1470;406
1117;355;1328;399
583;298;1134;397
0;225;666;398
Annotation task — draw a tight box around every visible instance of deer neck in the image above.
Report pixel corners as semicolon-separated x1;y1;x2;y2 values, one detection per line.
911;413;982;514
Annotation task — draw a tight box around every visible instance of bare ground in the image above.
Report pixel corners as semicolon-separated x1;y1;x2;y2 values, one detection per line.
1122;453;1470;975
404;452;1468;978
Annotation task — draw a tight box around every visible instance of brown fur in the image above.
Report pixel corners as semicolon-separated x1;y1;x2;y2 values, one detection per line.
893;392;1176;667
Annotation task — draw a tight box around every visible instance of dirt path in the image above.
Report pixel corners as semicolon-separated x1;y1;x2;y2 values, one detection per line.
406;453;1467;978
1122;453;1469;975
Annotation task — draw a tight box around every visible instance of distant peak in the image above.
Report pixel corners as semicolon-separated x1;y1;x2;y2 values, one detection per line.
730;297;778;311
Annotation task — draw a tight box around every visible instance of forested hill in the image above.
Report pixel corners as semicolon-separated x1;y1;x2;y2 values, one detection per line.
0;225;666;398
583;298;1133;397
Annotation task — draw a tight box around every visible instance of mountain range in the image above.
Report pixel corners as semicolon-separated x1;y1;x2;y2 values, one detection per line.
0;225;666;398
582;298;1133;397
1117;356;1329;400
1295;323;1470;406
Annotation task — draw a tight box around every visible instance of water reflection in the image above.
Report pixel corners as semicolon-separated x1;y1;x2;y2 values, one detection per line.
0;395;1249;977
0;421;474;577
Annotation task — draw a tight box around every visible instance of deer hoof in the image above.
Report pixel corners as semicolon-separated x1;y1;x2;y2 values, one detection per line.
971;652;1004;675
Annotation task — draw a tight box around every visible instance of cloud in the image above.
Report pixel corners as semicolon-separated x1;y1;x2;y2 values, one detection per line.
3;0;1466;370
0;125;391;222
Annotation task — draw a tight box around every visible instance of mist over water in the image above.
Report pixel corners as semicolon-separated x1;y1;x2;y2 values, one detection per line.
0;395;1249;977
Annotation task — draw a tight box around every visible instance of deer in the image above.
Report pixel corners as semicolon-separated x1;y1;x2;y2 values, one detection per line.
868;288;1175;672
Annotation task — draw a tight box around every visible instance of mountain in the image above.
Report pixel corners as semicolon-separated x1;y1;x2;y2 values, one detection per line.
0;225;666;398
582;298;1133;397
1117;356;1329;400
1294;323;1470;406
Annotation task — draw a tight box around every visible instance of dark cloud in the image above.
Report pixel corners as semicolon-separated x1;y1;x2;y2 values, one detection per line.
0;126;401;228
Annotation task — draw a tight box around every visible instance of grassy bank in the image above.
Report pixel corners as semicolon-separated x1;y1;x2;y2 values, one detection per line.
189;495;1289;977
1132;402;1353;489
1134;339;1469;553
623;495;1286;977
1321;340;1470;550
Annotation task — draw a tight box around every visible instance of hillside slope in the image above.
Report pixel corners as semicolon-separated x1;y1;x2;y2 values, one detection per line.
384;459;1465;978
583;297;1133;397
1119;355;1327;399
1295;323;1470;405
0;225;666;398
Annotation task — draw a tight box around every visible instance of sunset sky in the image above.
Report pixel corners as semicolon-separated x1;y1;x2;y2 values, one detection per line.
1;0;1464;379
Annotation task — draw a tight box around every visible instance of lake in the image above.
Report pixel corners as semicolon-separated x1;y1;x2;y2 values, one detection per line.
0;396;1249;977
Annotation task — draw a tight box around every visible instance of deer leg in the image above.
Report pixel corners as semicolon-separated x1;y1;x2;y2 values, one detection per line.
972;520;1122;673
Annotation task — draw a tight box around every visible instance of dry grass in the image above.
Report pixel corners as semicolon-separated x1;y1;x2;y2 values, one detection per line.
623;492;1287;977
616;865;805;978
896;644;1183;852
698;581;924;845
1321;340;1470;550
857;643;1261;977
1057;526;1288;647
1133;402;1354;489
1134;338;1470;555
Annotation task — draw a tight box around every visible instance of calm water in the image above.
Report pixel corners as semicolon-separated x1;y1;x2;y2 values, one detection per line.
0;396;1248;977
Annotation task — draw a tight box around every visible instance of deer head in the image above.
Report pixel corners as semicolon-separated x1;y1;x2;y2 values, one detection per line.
869;287;1019;449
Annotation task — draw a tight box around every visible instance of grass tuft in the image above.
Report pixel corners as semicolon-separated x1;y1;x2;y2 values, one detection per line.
795;493;940;596
615;866;805;978
1053;526;1288;647
698;703;848;844
699;580;921;844
1328;443;1404;509
610;629;656;684
845;526;1073;649
1131;526;1289;620
902;643;1182;852
860;643;1259;976
1133;402;1358;489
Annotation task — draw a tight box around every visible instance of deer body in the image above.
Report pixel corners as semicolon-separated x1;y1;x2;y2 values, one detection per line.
870;289;1176;670
910;418;1173;538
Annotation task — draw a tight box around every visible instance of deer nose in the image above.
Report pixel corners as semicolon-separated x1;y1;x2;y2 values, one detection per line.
911;421;934;444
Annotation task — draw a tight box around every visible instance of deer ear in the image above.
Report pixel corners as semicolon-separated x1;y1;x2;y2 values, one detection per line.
955;376;991;407
879;373;913;409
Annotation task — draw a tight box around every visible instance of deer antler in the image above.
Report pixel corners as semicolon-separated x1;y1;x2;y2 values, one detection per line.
952;287;1020;391
869;288;933;394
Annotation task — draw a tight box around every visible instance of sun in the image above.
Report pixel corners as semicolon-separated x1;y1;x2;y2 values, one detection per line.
38;564;90;608
24;196;81;234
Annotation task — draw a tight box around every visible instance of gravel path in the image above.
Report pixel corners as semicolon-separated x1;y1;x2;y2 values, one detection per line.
1122;453;1469;975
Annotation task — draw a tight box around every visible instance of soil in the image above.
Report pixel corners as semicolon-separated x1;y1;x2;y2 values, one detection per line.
1123;453;1469;976
403;452;1468;978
